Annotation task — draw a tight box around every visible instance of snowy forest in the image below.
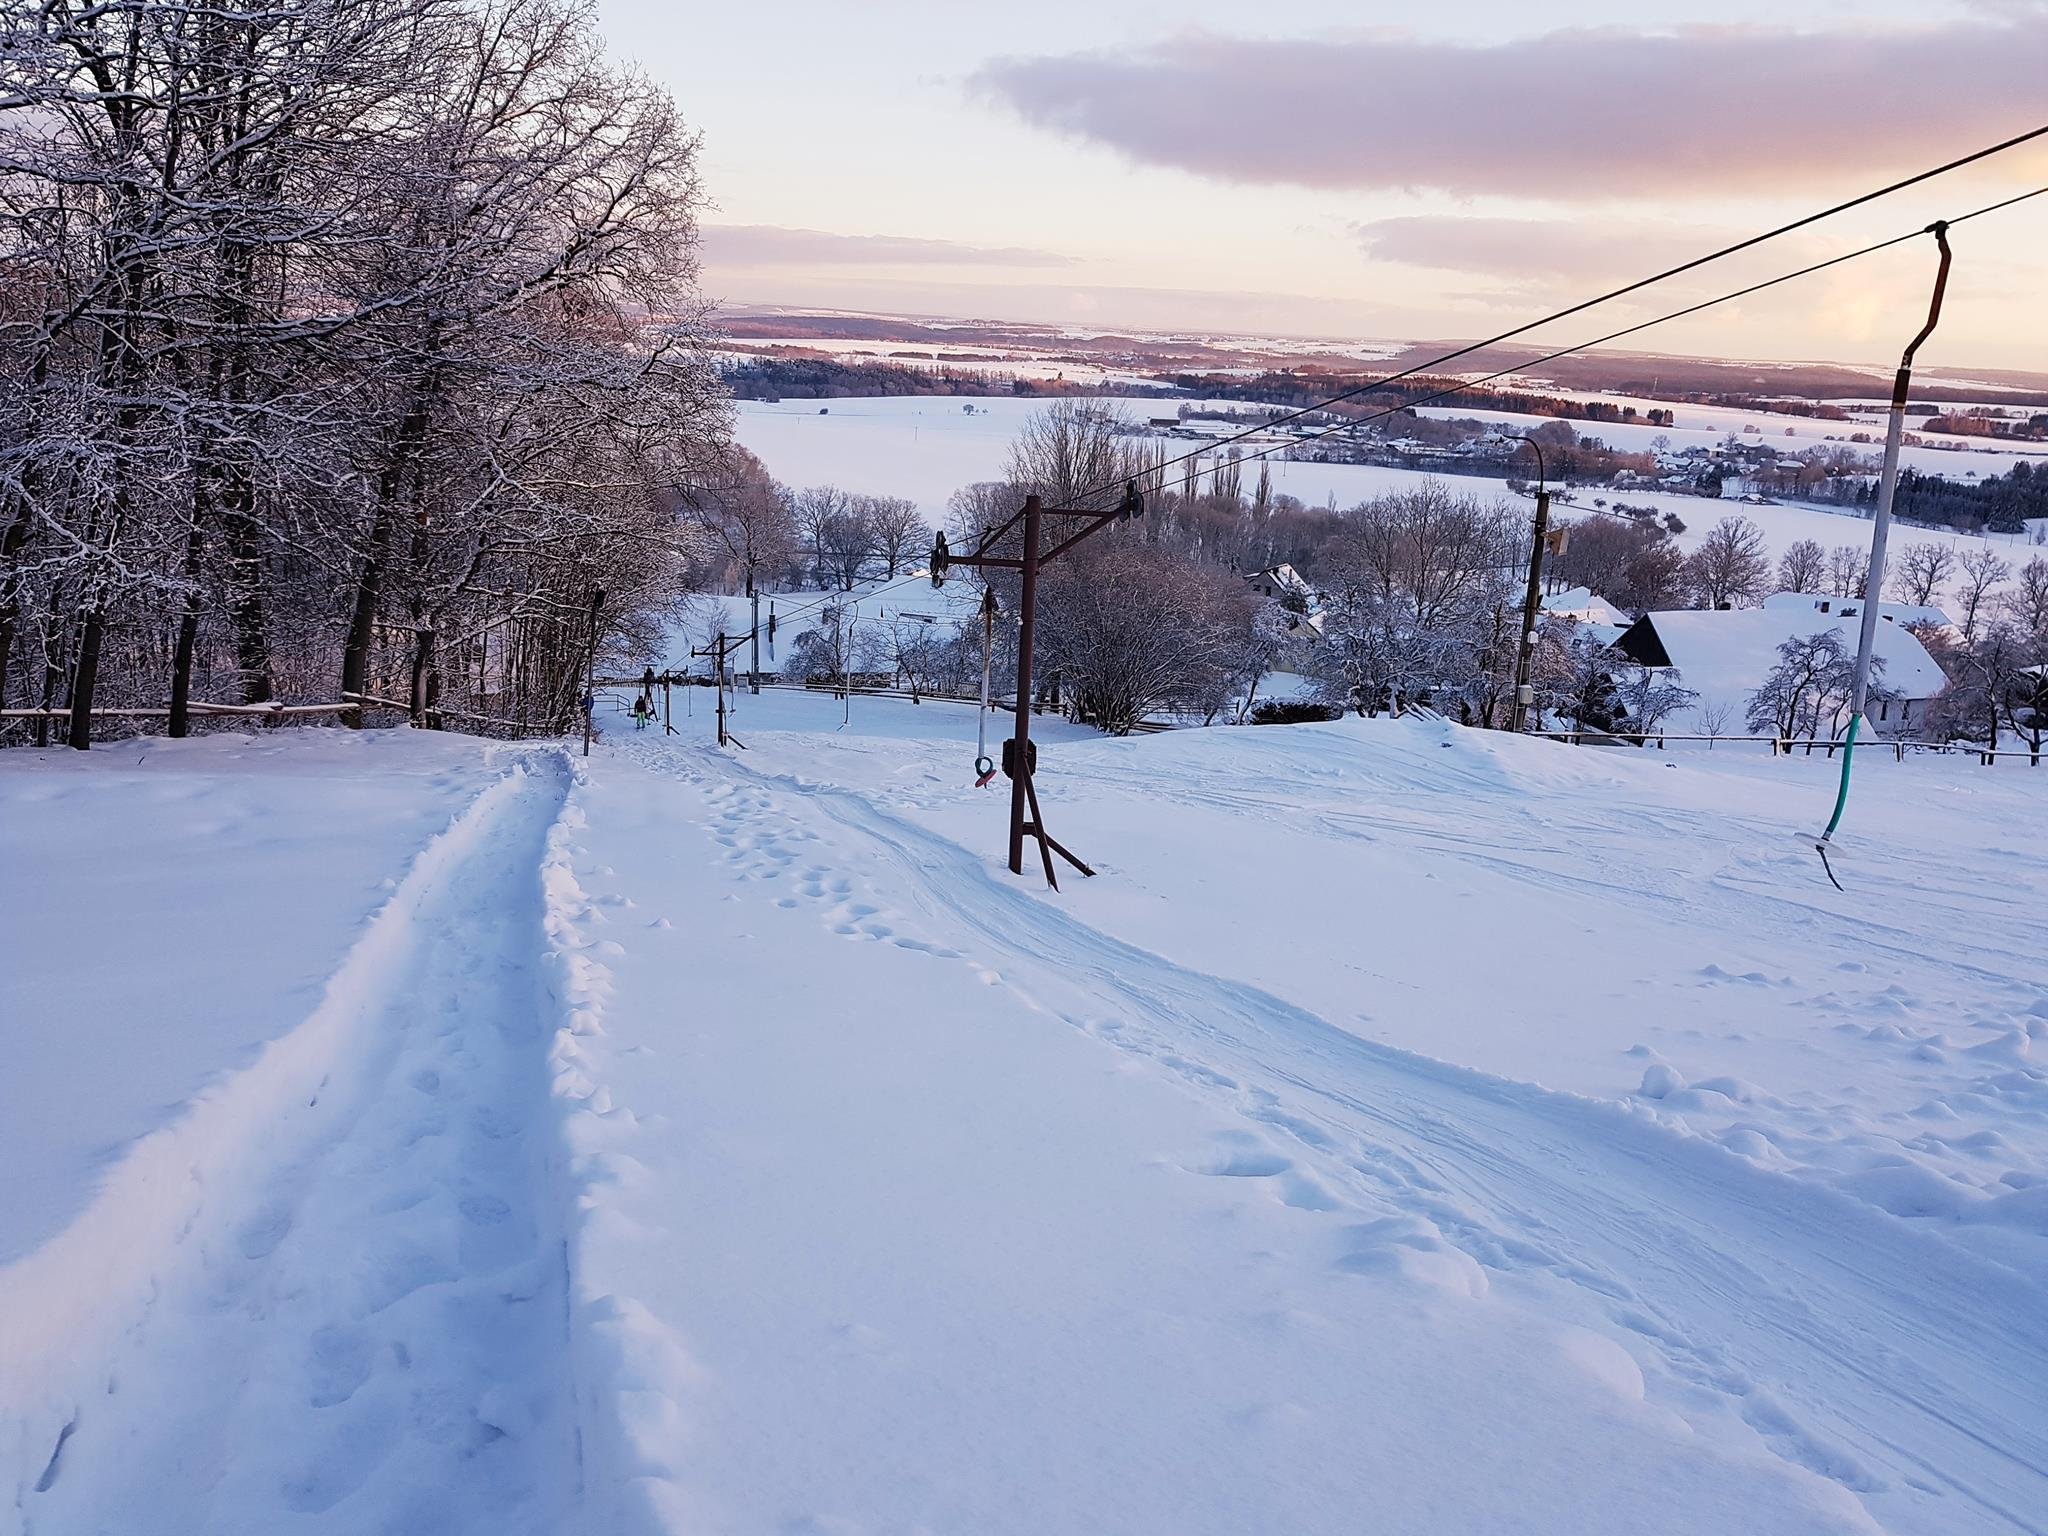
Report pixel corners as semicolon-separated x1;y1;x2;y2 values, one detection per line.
0;0;728;746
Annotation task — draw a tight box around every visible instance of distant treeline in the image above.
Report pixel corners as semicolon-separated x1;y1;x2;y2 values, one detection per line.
719;356;1166;401
1167;372;1677;427
1921;411;2048;442
1810;459;2048;533
1683;394;1853;421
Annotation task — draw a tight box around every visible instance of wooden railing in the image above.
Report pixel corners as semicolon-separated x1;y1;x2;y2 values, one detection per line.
2;700;358;721
1527;729;2042;765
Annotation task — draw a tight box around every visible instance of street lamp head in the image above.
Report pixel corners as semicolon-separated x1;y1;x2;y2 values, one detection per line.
1502;433;1546;492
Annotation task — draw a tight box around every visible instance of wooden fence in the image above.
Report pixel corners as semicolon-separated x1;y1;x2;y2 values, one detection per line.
2;701;359;722
1528;729;2042;766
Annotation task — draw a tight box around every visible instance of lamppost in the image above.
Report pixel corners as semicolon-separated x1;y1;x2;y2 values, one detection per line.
1501;436;1553;734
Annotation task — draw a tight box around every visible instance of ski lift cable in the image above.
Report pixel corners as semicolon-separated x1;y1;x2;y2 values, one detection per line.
1204;184;2048;479
1056;124;2048;512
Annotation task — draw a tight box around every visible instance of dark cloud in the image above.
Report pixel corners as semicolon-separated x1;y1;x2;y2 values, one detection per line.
973;20;2048;197
703;225;1075;268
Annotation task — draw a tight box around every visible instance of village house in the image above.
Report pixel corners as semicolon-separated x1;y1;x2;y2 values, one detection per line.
1613;606;1949;735
1243;563;1318;606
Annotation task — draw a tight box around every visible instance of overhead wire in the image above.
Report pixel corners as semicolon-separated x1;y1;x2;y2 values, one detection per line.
1197;183;2048;482
1056;122;2048;511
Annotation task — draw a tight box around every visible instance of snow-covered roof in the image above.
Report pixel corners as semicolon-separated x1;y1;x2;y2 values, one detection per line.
1762;591;1954;630
1621;607;1949;710
1244;563;1316;599
1543;585;1627;625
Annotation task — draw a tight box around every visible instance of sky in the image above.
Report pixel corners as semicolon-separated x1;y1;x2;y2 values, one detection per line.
595;0;2048;373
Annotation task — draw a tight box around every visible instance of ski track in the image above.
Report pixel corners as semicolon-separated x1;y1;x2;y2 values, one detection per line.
9;756;579;1536
621;733;2048;1536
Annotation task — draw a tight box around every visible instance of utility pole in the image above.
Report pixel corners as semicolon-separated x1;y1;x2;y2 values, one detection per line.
932;483;1144;887
1503;439;1551;734
975;586;998;786
1817;222;1952;882
690;632;746;749
1007;497;1042;877
581;587;604;757
839;602;855;729
749;584;762;695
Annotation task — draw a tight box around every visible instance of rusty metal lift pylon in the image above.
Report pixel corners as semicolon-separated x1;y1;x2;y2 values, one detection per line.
931;485;1143;889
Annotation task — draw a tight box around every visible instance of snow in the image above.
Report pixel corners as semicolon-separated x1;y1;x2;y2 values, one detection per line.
0;728;511;1264
2;731;578;1532
6;699;2047;1534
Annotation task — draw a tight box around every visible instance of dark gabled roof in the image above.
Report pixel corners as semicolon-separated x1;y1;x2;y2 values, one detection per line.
1613;615;1672;668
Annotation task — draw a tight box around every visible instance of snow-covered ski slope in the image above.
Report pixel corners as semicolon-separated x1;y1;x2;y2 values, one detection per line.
5;700;2045;1534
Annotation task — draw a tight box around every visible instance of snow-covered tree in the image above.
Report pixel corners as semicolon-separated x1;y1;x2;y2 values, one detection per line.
1;0;728;746
1954;548;2012;641
1745;630;1891;741
1309;485;1518;716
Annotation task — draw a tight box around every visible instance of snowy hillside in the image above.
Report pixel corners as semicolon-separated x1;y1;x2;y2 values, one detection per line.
5;701;2045;1535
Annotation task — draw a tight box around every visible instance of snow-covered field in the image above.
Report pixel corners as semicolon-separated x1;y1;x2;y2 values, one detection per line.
5;698;2045;1534
1412;395;2048;478
732;396;2047;570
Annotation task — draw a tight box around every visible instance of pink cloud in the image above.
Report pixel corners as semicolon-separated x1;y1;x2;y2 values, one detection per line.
974;20;2048;198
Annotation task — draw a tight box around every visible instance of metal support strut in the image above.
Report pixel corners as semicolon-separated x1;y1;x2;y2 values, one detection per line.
1815;221;1953;886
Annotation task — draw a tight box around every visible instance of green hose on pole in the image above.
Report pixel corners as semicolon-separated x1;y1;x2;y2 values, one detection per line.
1815;712;1860;892
1819;712;1861;840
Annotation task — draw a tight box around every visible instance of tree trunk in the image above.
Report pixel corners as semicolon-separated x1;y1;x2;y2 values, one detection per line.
33;588;65;748
410;624;439;727
222;483;273;703
341;498;395;715
341;401;429;719
0;500;34;712
67;600;107;750
169;521;205;738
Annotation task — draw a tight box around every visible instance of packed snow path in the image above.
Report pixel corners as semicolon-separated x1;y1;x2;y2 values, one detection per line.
6;759;578;1534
